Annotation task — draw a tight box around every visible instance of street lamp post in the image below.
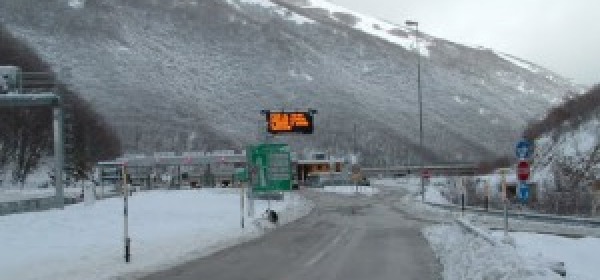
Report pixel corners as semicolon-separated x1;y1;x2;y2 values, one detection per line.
406;20;424;202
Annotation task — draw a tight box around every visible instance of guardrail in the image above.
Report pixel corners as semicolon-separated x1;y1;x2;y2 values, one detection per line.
0;196;76;216
455;218;498;246
0;191;120;217
427;202;600;227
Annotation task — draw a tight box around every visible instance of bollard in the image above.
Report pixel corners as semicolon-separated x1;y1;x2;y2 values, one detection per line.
125;237;131;263
485;196;489;212
461;193;465;212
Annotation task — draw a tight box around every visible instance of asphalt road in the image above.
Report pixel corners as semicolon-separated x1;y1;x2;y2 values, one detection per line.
142;186;442;280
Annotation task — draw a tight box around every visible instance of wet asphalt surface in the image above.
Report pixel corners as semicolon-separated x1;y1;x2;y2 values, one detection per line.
142;186;442;280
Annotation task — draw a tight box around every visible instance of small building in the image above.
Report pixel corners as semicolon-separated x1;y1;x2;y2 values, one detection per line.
96;151;246;188
294;152;350;186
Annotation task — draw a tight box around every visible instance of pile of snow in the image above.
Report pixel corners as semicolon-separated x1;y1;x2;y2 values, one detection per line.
424;224;562;280
371;177;420;193
318;185;379;196
67;0;85;9
370;177;450;204
0;189;312;280
492;231;600;280
424;184;450;205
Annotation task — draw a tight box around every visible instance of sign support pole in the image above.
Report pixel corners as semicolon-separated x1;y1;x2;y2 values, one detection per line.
53;106;65;209
240;180;245;229
501;169;508;237
123;164;131;263
484;180;489;212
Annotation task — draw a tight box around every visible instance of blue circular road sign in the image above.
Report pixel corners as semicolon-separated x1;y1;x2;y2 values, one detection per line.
516;139;532;159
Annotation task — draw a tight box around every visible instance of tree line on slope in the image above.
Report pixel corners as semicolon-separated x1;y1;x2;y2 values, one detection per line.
0;25;121;185
524;84;600;140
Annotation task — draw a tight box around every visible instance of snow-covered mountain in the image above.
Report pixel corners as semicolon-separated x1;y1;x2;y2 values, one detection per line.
0;0;578;164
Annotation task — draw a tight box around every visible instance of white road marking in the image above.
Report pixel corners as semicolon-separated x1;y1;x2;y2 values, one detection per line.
304;227;349;267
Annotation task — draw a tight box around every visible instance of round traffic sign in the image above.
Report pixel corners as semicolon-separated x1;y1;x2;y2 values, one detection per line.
516;139;532;159
517;161;530;181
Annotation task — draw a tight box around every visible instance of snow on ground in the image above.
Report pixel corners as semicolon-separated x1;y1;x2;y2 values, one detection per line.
424;184;450;205
234;0;316;25
424;224;561;280
318;185;379;196
236;0;431;55
307;0;431;56
495;51;540;73
371;177;419;193
0;162;53;189
491;231;600;280
370;177;450;204
375;176;596;279
0;188;313;280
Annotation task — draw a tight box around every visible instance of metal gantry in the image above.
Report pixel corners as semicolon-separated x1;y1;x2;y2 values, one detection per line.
0;68;65;209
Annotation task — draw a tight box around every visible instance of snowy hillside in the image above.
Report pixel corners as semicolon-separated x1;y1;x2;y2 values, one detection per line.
532;117;600;189
0;0;577;163
525;85;600;215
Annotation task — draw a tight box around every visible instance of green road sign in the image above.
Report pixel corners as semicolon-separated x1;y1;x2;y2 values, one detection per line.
247;144;292;192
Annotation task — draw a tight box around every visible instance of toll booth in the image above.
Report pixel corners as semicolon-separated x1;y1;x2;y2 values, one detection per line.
297;160;343;180
0;66;22;94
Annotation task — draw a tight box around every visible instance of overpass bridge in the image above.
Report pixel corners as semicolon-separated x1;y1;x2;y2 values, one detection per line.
362;163;477;178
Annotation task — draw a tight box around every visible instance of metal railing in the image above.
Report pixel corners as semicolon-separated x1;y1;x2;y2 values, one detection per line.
428;201;600;227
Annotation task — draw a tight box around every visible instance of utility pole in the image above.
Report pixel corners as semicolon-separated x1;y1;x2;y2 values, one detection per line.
406;20;424;202
353;123;357;154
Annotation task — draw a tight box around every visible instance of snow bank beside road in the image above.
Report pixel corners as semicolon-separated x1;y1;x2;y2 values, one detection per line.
424;224;561;280
492;231;600;280
0;189;313;280
371;178;450;204
318;185;379;196
424;184;450;205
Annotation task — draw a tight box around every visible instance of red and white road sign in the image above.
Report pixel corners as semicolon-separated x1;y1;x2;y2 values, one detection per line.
517;160;530;181
422;169;431;179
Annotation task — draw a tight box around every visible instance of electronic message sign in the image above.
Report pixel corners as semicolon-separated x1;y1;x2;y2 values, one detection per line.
266;111;314;134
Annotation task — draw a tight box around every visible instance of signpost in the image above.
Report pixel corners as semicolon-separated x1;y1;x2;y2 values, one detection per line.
251;109;316;218
122;163;131;263
516;139;532;159
422;169;431;186
500;169;508;237
515;139;533;205
422;169;431;179
517;160;530;181
351;165;361;193
518;182;530;203
247;144;292;193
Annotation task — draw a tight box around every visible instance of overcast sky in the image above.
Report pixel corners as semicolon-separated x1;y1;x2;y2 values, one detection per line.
327;0;600;86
